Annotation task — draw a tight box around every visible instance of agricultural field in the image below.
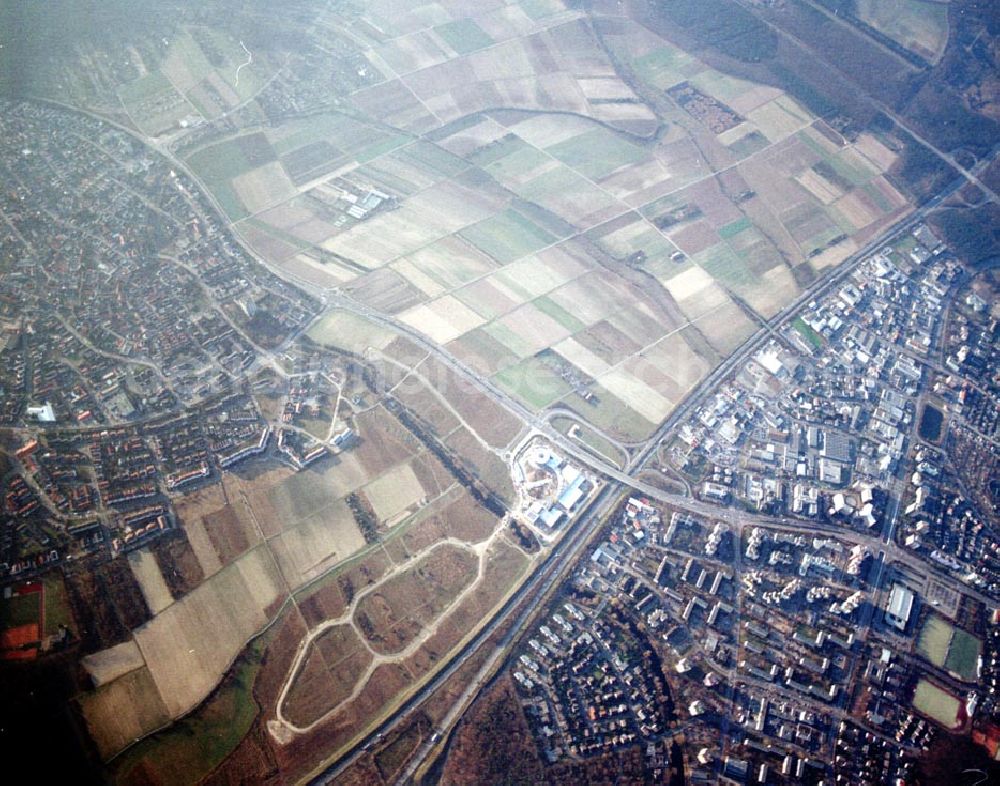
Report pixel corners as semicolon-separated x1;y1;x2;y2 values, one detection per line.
855;0;950;62
73;397;516;761
170;0;913;444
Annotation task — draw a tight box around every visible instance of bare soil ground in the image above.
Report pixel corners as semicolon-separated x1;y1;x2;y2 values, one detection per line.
150;530;205;600
203;504;255;565
354;545;478;655
297;549;393;629
64;558;152;654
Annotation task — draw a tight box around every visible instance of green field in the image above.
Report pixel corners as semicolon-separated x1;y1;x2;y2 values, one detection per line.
271;113;364;157
494;356;573;410
792;317;824;350
42;574;73;636
118;71;174;105
356;133;412;164
916;613;953;666
944;627;981;682
186;135;276;219
917;614;981;683
0;590;40;629
459;209;557;263
562;388;657;443
547;128;647;180
397;141;469;180
856;0;949;60
719;216;752;240
632;46;699;90
484;144;551;180
435;19;494;54
532;296;587;333
695;244;757;290
912;679;961;729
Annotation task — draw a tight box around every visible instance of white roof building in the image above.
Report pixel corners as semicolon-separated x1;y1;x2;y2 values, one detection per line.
885;583;915;631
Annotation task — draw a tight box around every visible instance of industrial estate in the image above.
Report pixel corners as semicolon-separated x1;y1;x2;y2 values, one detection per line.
0;1;998;784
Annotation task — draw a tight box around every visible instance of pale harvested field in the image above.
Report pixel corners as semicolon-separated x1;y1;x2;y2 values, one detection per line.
128;547;174;614
399;295;487;345
597;367;673;424
81;638;146;688
796;168;844;205
437;118;510;158
810;237;858;271
579;77;640;101
78;666;172;760
406;180;501;231
695;301;757;355
742;265;802;318
320;206;453;268
726;83;783;116
454;277;527;320
627;332;707;404
519;168;620;227
243;223;300;262
675;279;732;322
493;302;574;357
663;264;715;302
855;132;899;170
134;545;284;719
495;245;587;299
548;273;619;326
870;176;909;209
270;498;365;587
717;121;757;148
553;336;611;378
376;31;449;74
160;32;213;93
392;258;447;299
174;485;227;577
232;161;297;214
747;96;811;142
257;201;316;230
278;253;357;289
268;454;369;516
833;191;882;230
507;113;597;149
607;305;676;348
363;462;427;524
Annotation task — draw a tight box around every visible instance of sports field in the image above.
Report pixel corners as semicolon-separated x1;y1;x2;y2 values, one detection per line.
912;679;962;729
917;614;982;682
